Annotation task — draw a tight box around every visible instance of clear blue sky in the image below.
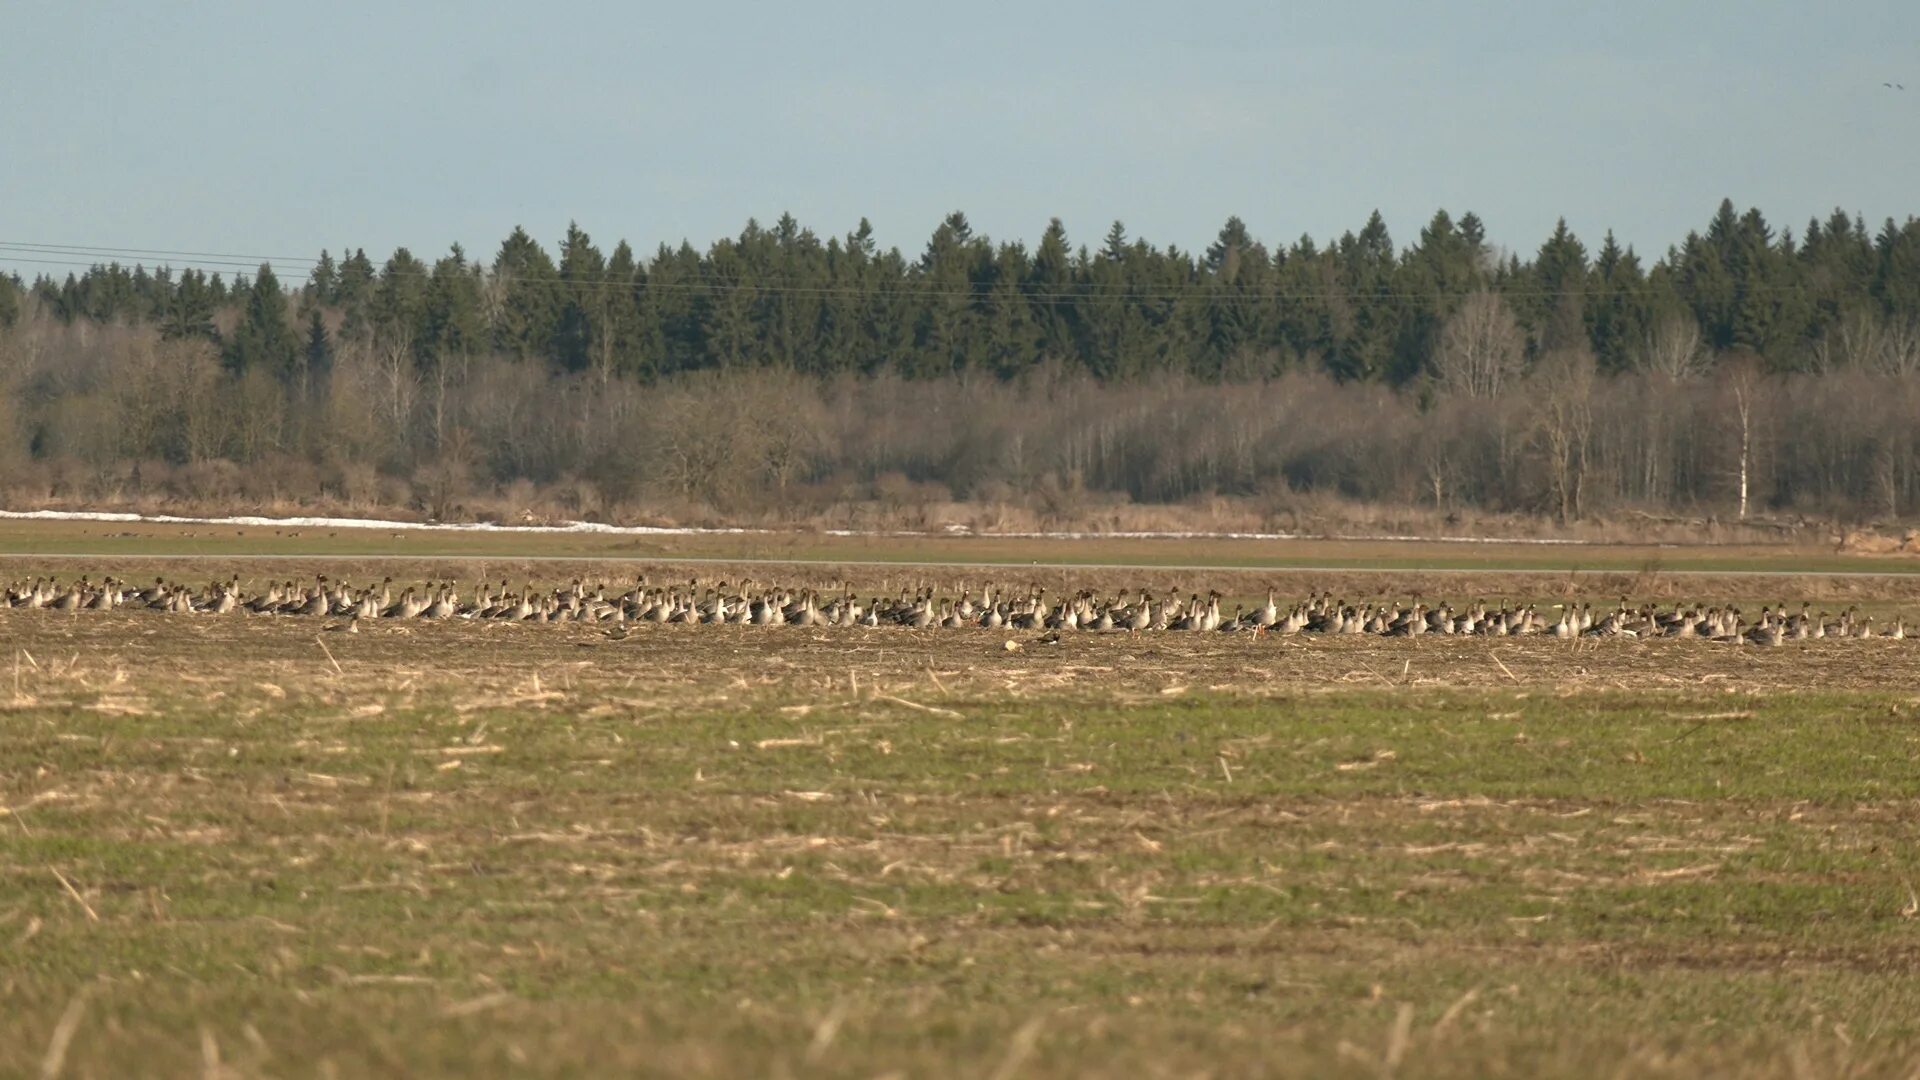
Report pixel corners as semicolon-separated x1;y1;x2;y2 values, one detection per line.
2;0;1915;278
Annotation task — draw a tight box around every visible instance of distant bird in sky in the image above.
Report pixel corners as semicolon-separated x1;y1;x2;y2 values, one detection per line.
1886;82;1906;90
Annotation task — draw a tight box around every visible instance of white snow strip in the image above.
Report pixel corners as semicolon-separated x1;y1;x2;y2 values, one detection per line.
1;507;1623;546
0;508;751;536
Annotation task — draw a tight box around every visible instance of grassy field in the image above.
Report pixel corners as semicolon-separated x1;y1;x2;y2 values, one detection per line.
5;515;1920;575
5;586;1920;1077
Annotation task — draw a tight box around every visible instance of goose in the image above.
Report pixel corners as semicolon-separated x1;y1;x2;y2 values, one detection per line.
288;588;329;617
384;587;427;619
15;573;1909;663
504;590;535;622
789;591;818;626
1254;591;1280;628
423;587;457;619
15;579;48;609
50;581;85;611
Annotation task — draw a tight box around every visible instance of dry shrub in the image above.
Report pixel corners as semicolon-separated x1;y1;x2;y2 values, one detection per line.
3;310;1918;536
324;458;382;507
178;459;244;502
556;476;604;521
242;453;324;504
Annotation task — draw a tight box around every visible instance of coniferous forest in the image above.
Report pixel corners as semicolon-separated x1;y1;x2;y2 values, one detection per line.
1;200;1918;532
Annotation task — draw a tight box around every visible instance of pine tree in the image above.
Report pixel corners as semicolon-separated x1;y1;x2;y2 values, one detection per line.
336;249;377;340
1875;217;1920;319
308;250;339;305
1589;232;1650;371
225;264;299;379
1085;225;1151;378
1029;218;1079;366
159;270;217;340
645;242;706;374
1394;210;1483;380
304;307;333;391
984;243;1039;378
704;238;758;370
423;246;487;365
374;248;430;355
599;240;645;378
916;213;990;375
1727;207;1784;356
1458;213;1488;262
1326;212;1396;381
1530;219;1591;352
555;222;607;372
813;236;860;377
1205;216;1255;274
492;227;563;361
1675;231;1736;350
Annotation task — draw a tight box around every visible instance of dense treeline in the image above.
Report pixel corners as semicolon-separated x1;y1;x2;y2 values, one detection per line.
8;199;1920;381
0;200;1916;530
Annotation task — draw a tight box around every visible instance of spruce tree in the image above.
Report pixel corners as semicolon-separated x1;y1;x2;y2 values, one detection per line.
225;264;299;379
600;241;645;377
1205;216;1254;274
335;249;377;340
493;227;563;360
422;246;487;365
556;221;607;372
161;270;217;340
304;307;333;392
308;250;339;305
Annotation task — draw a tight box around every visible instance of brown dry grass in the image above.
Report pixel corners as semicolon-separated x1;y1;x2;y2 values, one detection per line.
7;558;1920;1077
5;602;1920;707
8;515;1920;579
7;551;1920;614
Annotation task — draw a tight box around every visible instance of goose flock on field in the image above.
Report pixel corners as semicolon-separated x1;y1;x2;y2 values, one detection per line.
2;575;1909;645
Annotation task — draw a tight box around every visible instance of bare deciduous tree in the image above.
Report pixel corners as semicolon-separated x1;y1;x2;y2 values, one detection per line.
1635;313;1707;381
1532;347;1596;522
375;326;417;437
1867;315;1920;377
1720;352;1766;520
5;305;1920;530
1433;291;1524;399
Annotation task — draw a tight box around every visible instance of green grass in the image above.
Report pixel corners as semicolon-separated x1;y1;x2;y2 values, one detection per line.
7;662;1920;1076
4;516;1919;574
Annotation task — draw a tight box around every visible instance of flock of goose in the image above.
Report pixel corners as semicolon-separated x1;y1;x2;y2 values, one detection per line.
2;575;1909;645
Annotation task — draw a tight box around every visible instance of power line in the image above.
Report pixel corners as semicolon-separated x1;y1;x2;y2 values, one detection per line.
0;240;316;264
0;253;279;274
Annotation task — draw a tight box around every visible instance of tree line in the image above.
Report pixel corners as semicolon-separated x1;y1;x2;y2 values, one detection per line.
0;200;1916;529
5;199;1919;383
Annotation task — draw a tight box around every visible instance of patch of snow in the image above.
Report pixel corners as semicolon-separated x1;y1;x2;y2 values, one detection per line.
2;507;1618;546
0;509;752;536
